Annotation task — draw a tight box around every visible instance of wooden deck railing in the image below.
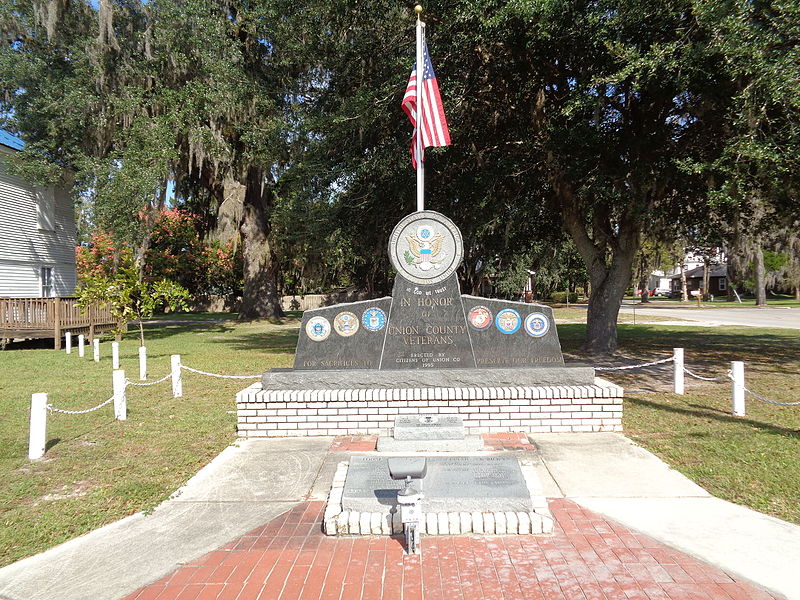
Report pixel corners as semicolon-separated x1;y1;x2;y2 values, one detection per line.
0;297;119;349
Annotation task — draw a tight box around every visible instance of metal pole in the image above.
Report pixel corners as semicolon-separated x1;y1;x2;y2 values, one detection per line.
673;348;684;395
415;11;425;212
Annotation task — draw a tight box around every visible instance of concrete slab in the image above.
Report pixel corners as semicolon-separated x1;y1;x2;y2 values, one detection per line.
0;438;331;600
533;432;710;498
575;496;800;600
173;437;332;502
0;500;296;600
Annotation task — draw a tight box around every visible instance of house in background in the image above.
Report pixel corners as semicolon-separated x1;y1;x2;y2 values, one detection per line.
0;129;77;297
670;264;728;297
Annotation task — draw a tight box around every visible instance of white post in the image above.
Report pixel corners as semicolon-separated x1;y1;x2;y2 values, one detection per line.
93;338;100;363
415;16;425;212
732;361;745;416
65;332;72;354
171;354;183;398
113;369;127;421
673;348;684;395
78;334;85;358
139;346;147;381
112;342;120;370
28;393;48;460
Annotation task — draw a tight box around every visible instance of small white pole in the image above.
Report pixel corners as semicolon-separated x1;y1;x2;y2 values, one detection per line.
28;393;48;460
113;369;127;421
139;346;147;381
673;348;684;395
111;342;120;370
93;338;100;363
732;361;745;416
65;332;72;354
171;354;182;398
78;334;85;358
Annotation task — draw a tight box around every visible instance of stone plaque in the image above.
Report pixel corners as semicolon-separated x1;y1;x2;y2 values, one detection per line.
293;298;392;370
379;273;476;370
393;415;465;441
342;455;532;513
388;210;464;286
463;296;565;368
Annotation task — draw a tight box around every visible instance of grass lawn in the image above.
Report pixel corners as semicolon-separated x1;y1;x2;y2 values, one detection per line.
1;314;798;568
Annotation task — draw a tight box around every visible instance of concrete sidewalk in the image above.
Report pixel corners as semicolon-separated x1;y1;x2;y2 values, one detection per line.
0;433;796;600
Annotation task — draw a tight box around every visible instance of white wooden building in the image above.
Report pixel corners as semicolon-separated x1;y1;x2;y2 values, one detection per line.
0;130;77;298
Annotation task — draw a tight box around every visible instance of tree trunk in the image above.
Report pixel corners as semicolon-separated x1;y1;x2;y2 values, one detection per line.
556;177;640;355
702;259;711;301
239;167;283;320
754;245;767;306
794;285;799;301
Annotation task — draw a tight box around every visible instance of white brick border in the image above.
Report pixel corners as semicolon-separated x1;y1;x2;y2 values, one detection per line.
236;378;623;437
322;460;554;537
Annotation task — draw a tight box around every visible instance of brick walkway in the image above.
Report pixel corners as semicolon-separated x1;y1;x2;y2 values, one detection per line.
123;499;782;600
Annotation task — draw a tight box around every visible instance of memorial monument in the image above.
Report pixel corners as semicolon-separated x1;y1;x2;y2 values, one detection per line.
235;4;623;439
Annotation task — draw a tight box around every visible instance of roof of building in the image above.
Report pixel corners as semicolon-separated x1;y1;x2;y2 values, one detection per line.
670;264;727;279
0;129;25;151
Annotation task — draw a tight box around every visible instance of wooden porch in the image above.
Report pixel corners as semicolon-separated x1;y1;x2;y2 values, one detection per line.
0;297;121;350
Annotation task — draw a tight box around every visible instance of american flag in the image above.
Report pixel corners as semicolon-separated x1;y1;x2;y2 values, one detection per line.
401;39;451;168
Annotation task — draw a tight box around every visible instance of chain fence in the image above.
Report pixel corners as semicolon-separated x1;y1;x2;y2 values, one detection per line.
47;396;115;415
180;365;261;380
594;356;674;371
742;385;800;406
682;367;731;382
125;373;173;387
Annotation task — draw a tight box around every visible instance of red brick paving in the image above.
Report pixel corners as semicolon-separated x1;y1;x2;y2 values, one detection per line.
123;499;783;600
330;436;379;452
481;433;536;451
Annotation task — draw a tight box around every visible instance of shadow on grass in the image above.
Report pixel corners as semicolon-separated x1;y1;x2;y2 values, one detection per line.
213;330;298;354
626;396;800;439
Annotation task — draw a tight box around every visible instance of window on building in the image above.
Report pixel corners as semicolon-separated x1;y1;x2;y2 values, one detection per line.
718;277;727;291
36;187;55;231
41;267;53;297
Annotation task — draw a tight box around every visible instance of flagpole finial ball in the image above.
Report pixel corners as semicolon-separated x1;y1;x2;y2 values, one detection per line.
415;4;423;16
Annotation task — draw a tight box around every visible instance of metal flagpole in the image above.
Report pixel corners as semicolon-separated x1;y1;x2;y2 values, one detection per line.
415;5;425;212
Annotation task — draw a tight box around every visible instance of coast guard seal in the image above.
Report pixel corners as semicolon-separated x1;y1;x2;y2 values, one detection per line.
388;210;463;286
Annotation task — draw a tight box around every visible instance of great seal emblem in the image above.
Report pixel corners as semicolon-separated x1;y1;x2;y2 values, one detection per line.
333;311;359;337
388;210;463;286
495;308;521;334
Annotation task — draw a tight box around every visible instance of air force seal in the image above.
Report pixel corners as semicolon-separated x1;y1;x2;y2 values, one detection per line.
362;307;387;332
305;316;331;342
524;313;550;337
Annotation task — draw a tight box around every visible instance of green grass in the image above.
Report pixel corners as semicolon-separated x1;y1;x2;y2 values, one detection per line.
0;315;798;568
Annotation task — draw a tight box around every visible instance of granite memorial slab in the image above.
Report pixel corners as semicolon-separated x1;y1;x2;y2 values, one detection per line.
342;455;533;513
293;297;392;371
284;209;590;378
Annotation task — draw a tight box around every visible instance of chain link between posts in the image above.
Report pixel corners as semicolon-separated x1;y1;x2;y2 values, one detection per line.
594;356;674;371
47;396;115;415
180;365;261;380
125;373;173;387
682;367;732;382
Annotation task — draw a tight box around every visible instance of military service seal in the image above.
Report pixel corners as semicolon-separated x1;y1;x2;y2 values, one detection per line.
305;316;331;342
524;312;550;338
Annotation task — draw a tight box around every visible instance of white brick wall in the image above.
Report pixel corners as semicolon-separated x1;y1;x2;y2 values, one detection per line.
236;378;623;437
